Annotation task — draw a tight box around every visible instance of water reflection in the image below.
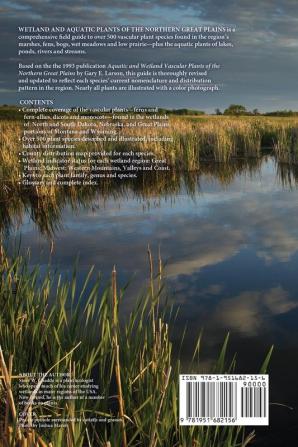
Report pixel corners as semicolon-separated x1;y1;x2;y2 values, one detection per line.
3;155;298;443
3;155;298;336
1;157;267;237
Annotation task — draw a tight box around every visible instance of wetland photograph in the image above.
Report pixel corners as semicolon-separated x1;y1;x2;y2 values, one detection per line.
1;109;298;446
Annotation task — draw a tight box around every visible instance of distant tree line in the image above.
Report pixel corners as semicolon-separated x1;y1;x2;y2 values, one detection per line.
264;110;298;117
0;104;297;119
158;108;205;115
215;104;298;116
0;105;23;120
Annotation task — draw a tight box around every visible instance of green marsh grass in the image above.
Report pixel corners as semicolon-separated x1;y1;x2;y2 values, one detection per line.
2;116;298;174
0;246;273;447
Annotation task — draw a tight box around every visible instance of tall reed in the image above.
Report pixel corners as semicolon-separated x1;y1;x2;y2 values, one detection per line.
2;117;298;177
0;246;273;446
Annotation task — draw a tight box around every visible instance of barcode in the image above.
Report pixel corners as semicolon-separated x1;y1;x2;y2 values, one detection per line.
180;374;269;426
186;382;237;418
241;386;266;418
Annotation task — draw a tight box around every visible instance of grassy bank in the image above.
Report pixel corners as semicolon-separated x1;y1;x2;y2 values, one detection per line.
1;116;298;215
1;116;298;174
0;248;272;447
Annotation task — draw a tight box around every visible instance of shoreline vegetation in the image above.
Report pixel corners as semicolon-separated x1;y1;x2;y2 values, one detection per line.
1;113;298;171
0;108;286;445
1;113;298;204
1;110;298;238
0;246;273;447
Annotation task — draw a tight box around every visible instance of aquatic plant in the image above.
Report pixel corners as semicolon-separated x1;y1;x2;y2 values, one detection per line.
0;247;273;446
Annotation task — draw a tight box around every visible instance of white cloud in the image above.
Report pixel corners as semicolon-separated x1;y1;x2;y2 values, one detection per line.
213;287;297;336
